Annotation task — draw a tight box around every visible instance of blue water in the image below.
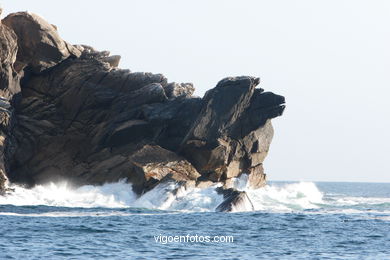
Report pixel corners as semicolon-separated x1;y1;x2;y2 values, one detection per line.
0;181;390;259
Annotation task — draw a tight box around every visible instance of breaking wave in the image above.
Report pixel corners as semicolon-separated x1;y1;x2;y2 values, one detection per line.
1;177;389;215
0;180;136;208
247;182;324;212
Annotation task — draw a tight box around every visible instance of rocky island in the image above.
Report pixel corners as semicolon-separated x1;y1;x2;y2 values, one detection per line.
0;8;285;211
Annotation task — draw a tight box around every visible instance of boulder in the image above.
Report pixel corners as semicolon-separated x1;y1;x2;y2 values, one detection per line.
2;12;81;73
128;145;200;193
101;55;121;67
247;165;267;189
164;82;195;99
215;187;255;212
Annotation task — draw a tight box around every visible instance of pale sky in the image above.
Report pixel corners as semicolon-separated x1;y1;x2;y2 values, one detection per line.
2;0;390;182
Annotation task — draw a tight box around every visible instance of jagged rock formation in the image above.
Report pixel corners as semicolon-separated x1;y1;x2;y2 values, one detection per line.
0;9;285;210
181;77;283;184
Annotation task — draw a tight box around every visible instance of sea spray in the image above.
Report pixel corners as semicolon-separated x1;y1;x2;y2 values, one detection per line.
2;182;390;259
132;182;223;212
0;180;136;208
246;182;324;212
0;179;327;213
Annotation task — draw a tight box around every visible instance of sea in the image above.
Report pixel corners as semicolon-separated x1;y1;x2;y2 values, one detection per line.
0;179;389;259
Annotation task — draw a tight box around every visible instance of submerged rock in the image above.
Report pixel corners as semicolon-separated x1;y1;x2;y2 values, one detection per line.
0;8;285;197
215;187;255;212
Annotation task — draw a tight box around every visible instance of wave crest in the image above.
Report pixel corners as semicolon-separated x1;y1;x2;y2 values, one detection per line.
247;182;324;212
0;180;136;208
0;179;327;213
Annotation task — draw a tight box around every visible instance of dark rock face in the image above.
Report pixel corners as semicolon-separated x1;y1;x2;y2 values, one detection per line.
181;77;284;185
216;187;255;212
0;10;285;195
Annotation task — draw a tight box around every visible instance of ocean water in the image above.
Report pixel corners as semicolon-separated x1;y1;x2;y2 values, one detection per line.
0;179;389;259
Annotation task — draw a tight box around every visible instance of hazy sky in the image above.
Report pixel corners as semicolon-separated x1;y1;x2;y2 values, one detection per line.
2;0;390;182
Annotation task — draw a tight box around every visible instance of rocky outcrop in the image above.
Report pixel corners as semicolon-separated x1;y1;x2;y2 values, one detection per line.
0;9;285;197
180;77;284;186
2;12;81;73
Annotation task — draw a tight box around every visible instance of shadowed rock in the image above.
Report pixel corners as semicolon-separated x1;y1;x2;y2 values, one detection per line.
215;187;255;212
127;145;200;193
164;82;195;99
0;9;285;196
0;10;20;193
180;77;284;186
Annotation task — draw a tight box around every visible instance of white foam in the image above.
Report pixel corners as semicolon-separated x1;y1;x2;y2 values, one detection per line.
0;179;326;212
0;180;223;212
0;211;178;217
0;180;136;208
332;196;390;206
132;182;223;212
245;181;324;212
1;178;389;215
